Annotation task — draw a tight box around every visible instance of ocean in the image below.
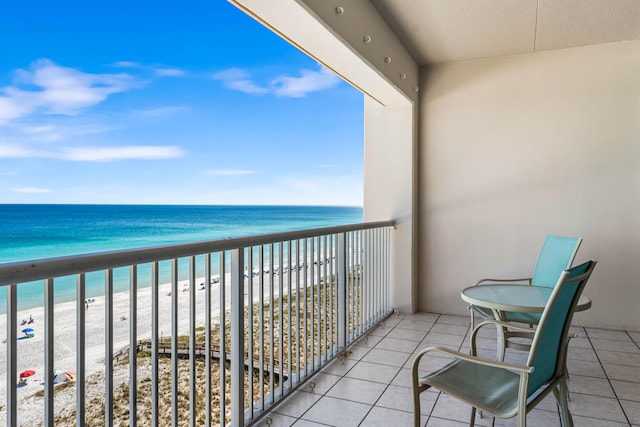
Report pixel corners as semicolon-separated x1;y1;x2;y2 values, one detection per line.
0;204;363;311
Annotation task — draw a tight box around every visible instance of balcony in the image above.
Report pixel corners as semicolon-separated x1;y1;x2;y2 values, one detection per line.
1;221;395;426
260;312;640;426
2;220;639;426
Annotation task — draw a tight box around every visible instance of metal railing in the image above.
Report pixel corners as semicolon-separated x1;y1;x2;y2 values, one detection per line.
0;220;394;426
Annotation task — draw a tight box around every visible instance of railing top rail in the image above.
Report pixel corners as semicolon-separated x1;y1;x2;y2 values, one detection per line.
0;220;395;286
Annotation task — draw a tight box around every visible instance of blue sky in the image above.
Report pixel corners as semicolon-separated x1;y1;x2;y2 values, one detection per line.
0;1;364;206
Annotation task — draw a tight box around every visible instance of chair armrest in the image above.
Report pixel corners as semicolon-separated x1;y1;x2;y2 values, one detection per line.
472;319;537;336
411;345;534;376
469;319;537;354
474;277;532;286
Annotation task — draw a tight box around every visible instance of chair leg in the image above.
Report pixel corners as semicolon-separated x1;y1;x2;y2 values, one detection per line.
556;380;574;427
413;390;420;427
413;384;427;427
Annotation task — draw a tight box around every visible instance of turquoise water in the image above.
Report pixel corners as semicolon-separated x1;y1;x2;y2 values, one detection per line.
0;204;363;311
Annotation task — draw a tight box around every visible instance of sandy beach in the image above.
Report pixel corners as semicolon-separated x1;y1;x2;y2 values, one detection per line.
0;276;230;425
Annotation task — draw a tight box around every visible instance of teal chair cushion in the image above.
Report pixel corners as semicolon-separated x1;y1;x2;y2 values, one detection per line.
531;235;581;287
419;359;521;414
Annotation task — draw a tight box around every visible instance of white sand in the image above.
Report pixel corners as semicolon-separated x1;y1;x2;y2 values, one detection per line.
0;276;230;425
0;261;311;425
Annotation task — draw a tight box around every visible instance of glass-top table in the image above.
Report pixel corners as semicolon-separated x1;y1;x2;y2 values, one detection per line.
461;284;592;314
461;284;591;359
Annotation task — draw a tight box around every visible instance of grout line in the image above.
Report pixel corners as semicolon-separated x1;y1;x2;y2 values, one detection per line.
583;327;634;426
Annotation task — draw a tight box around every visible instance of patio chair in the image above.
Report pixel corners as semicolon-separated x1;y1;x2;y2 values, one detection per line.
412;260;596;427
469;234;582;329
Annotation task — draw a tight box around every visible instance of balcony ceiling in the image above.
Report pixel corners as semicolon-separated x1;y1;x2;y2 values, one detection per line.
370;0;640;65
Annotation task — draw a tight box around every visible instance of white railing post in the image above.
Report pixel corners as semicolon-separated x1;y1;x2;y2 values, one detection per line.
6;284;17;427
231;248;245;426
337;233;347;351
45;278;54;427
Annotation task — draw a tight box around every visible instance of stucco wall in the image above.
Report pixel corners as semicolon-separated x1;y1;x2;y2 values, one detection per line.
419;40;640;330
364;97;416;313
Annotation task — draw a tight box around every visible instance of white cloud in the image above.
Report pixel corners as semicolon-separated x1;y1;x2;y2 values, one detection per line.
204;169;256;176
17;123;115;142
213;66;341;98
271;67;340;98
212;68;269;95
111;61;186;78
0;142;184;161
0;59;138;124
13;187;52;193
154;67;186;77
110;61;141;68
0;143;34;157
60;145;185;161
135;105;189;117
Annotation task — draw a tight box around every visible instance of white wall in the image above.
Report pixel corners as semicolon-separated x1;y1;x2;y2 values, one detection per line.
364;97;416;313
419;40;640;331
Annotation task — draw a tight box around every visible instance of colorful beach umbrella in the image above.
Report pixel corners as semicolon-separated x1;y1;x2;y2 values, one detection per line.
53;370;74;384
22;328;34;333
20;370;36;378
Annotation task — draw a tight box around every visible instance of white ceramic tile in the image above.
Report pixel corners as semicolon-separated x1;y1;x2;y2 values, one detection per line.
597;350;640;367
603;364;640;383
406;352;454;373
426;417;469;426
304;372;341;395
320;357;358;376
493;409;561;426
390;367;414;388
430;323;469;336
567;374;616;398
591;338;640;353
344;345;371;361
568;393;628;423
380;315;403;328
436;314;471;326
354;334;383;348
405;312;441;323
571;415;631;426
430;393;490;425
258;314;640;427
610;380;640;402
586;328;635;342
569;336;593;349
257;413;298;427
301;395;371;426
628;331;640;344
397;318;437;331
376;384;437;414
325;377;387;404
292;420;329;427
367;324;390;337
567;346;599;362
566;359;607;378
621;399;640;425
375;336;420;353
345;360;400;384
569;325;586;335
360;406;425;427
421;332;465;348
386;326;430;342
274;391;322;418
361;348;411;367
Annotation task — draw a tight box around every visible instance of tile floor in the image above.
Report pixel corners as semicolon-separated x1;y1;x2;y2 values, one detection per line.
258;312;640;426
